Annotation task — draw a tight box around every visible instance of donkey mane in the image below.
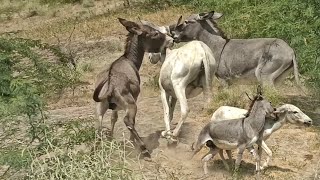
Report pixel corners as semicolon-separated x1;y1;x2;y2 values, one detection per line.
244;95;263;117
124;33;135;55
205;19;229;40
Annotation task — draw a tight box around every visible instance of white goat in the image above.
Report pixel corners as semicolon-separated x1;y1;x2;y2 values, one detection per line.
211;104;313;169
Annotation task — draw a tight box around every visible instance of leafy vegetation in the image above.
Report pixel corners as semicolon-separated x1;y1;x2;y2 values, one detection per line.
0;37;80;175
0;37;79;142
0;37;78;117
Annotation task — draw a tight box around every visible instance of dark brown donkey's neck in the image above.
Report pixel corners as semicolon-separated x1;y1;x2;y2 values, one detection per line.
245;102;266;135
124;33;145;70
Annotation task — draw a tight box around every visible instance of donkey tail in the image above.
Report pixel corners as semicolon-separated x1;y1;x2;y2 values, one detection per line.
192;124;212;158
93;79;106;102
93;75;113;102
292;52;300;85
200;42;216;100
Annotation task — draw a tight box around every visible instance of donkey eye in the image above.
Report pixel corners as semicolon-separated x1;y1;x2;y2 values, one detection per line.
153;32;159;37
293;111;298;114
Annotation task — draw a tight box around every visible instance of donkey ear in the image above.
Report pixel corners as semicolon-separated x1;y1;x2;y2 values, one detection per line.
212;12;223;20
199;11;214;20
274;110;287;114
199;11;223;20
176;15;183;27
118;18;143;35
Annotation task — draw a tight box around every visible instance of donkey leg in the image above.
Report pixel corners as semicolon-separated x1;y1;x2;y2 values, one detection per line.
160;88;173;138
110;110;118;137
225;150;234;168
256;140;263;174
219;150;230;171
172;85;189;138
202;148;219;175
114;91;150;157
234;147;245;171
96;101;109;133
168;96;177;123
123;97;150;157
261;140;272;170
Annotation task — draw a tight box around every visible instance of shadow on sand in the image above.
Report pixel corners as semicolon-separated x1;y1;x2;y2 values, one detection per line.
206;159;295;177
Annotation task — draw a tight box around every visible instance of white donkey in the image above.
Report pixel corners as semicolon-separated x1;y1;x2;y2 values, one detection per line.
143;21;217;141
157;41;217;141
211;103;313;170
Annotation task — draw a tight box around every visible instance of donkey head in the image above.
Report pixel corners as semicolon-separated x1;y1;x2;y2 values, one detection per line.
245;85;276;119
172;11;224;43
118;18;173;53
139;20;174;64
274;104;313;126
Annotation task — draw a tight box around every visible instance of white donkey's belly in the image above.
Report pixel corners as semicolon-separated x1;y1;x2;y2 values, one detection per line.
212;139;238;150
246;136;259;147
186;86;203;99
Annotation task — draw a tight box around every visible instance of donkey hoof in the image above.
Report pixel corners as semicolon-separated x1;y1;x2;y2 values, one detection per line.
141;149;151;158
167;137;178;148
161;130;172;138
161;131;167;137
261;163;268;170
170;137;178;142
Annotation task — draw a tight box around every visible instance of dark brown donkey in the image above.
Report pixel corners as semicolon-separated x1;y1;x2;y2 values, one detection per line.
93;18;173;157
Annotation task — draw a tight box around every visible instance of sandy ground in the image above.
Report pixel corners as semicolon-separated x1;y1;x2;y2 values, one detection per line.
47;83;320;180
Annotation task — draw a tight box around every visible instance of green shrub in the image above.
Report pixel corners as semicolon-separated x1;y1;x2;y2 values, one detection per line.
0;37;80;142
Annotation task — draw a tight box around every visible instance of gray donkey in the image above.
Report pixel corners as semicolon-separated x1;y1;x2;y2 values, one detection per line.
93;18;173;157
172;11;299;87
192;86;276;177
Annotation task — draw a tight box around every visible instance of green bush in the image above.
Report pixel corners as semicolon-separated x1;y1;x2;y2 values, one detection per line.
159;0;320;93
0;37;80;141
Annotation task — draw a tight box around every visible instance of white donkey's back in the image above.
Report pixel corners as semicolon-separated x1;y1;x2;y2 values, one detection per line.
160;40;216;99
